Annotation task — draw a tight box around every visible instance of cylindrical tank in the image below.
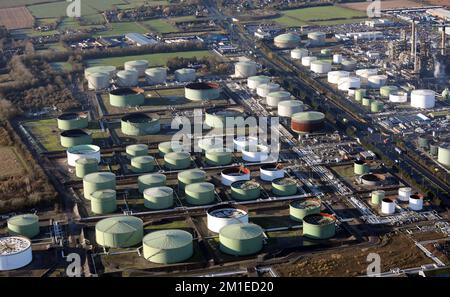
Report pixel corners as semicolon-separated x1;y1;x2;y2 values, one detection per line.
411;90;436;108
207;205;249;233
124;60;148;77
418;135;431;149
256;83;280;98
235;61;257;78
341;59;357;71
126;144;148;159
205;148;233;166
130;156;155;173
409;194;423;211
291;48;309;60
302;213;336;239
272;177;297;196
143;230;193;264
60;129;92;148
143;186;174;210
116;70;138;87
327;71;350;84
337;77;361;91
85;66;116;80
231;180;261;201
438;144;450;166
308;31;326;45
354;89;367;102
0;237;32;271
198;137;223;152
291;111;325;133
185;182;215;205
278;100;304;117
381;198;395;214
354;160;369;175
121;113;160;136
430;143;439;156
242;144;270;162
138;173;166;193
178;169;206;190
204;107;245;129
175;68;196;82
164;152;191;170
389;91;408;103
260;163;285;181
87;72;110;90
95;216;143;248
145;67;167;85
75;157;99;178
362;97;372;107
371;190;385;205
67;144;101;167
301;56;317;67
289;199;321;222
7;214;39;238
266;91;291;107
221;167;251;186
185;82;221;101
219;223;263;256
274;32;300;49
110;88;145;107
310;60;331;74
371;100;384;112
247;75;270;90
57;112;88;131
233;136;258;152
333;54;343;64
158;141;186;157
90;189;117;214
367;75;388;88
355;68;378;84
83;172;116;200
398;187;412;202
380;85;398;98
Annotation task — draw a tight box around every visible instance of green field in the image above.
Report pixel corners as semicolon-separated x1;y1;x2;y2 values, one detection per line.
139;19;179;34
273;6;367;27
86;50;213;68
0;0;61;9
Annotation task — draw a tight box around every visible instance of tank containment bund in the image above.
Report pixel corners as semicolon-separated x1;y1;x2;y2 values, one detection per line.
310;60;331;74
231;180;261;201
143;229;193;264
302;213;336;239
145;67;167;85
0;237;32;271
143;186;174;210
389;91;408;103
116;70;138;87
410;90;435;108
260;163;285;181
126;144;148;159
301;56;317;67
247;76;270;89
185;182;215;205
274;33;300;49
83;172;116;200
67;144;100;167
7;214;39;238
409;194;423;211
207;205;249;233
124;60;148;77
219;223;263;256
185;82;221;101
257;83;280;98
289;199;321;222
138;173;166;193
266;91;291;107
75;157;99;178
371;190;385;205
278;100;304;117
398;187;412;202
438;144;450;166
327;71;350;84
57;112;88;131
235;61;257;78
90;189;117;215
175;68;196;82
381;198;395;214
95;216;143;248
221;167;251;186
291;48;309;60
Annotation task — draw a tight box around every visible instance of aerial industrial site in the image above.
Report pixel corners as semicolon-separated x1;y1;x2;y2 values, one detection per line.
0;0;449;281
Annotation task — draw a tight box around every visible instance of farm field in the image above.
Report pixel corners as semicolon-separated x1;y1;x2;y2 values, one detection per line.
0;146;27;178
139;19;179;33
86;50;213;68
273;6;367;27
339;0;427;11
0;7;34;30
0;0;60;9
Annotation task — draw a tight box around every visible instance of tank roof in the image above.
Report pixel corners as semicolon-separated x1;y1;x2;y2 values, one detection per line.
144;186;173;197
231;180;260;190
67;144;100;154
90;189;116;200
165;151;191;160
186;82;220;90
138;173;166;184
291;199;321;209
275;32;300;43
57;112;87;121
143;229;192;250
125;60;148;66
0;237;31;255
83;172;116;184
291;111;325;122
219;223;263;240
267;91;290;97
96;216;143;234
273;177;296;185
208;207;247;218
127;144;148;151
131;156;155;163
185;182;214;193
278;100;303;107
75;157;98;165
60;129;90;138
7;214;38;226
178;169;206;179
303;213;335;225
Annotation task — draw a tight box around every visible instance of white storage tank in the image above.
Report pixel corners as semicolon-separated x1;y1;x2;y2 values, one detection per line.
409;194;423;211
327;71;350;84
398;187;412;202
310;60;331;74
247;75;270;90
266;91;291;107
307;31;326;45
389;91;408;103
332;54;343;64
301;56;317;67
256;83;280;98
175;68;196;83
207;205;249;233
355;68;378;84
367;75;387;88
145;67;167;85
410;90;436;109
381;198;395;215
67;144;101;167
233;136;258;152
260;163;285;181
116;70;138;87
87;72;110;90
235;61;257;78
221;167;251;186
0;237;32;271
291;48;308;60
337;77;361;91
242;144;270;162
124;60;148;77
278;100;304;117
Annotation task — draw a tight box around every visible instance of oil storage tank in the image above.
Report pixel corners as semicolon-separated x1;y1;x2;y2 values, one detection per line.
175;68;196;82
143;186;174;210
0;237;32;271
301;56;317;67
143;230;193;264
178;169;206;190
138;173;166;193
60;129;92;148
247;75;270;90
371;190;385;205
381;198;395;214
204;107;245;129
266;91;291;107
110;88;145;107
75;157;99;178
341;59;357;71
90;189;117;215
242;144;270;162
221;167;251;186
7;214;39;238
87;72;110;91
310;60;331;74
164;152;191;170
85;66;116;80
290;199;321;222
327;71;350;84
185;182;215;205
145;67;167;85
185;82;221;101
367;75;388;88
83;172;116;200
355;89;367;102
121;113;160;136
126;144;148;159
116;70;138;87
409;194;423;211
389;91;408;103
207;205;249;233
67;144;100;167
158;141;187;157
291;48;308;60
308;31;326;45
302;213;336;239
130;156;155;173
438;144;450;166
95;216;143;248
278;100;304;117
398;187;411;202
205;148;232;166
260;163;284;181
411;90;435;108
333;54;343;64
235;61;257;78
219;223;263;256
57;112;88;131
291;111;325;133
198;137;223;152
231;180;261;201
257;83;280;98
337;77;361;91
124;60;148;77
272;177;297;196
380;85;398;98
274;32;300;49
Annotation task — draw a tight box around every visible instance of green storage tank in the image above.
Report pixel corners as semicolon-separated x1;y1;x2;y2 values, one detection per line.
91;189;117;214
178;169;206;191
205;148;233;166
109;88;145;107
83;172;116;200
380;85;398;98
57;112;89;131
138;173;166;193
143;229;193;264
60;129;92;148
130;156;155;173
126;144;148;159
289;199;321;222
143;186;174;210
158;141;186;157
272;178;297;196
362;97;372;107
354;160;369;175
185;182;215;205
75;157;99;178
7;214;40;238
370;100;384;113
371;190;385;205
219;223;263;256
354;89;366;102
302;213;336;239
95;216;143;248
121;113;160;136
164;152;191;170
230;180;261;201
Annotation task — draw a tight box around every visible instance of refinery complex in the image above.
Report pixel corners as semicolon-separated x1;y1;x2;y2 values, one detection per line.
0;0;449;281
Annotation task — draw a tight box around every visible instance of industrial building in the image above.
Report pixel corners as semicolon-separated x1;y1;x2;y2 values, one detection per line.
125;33;158;47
